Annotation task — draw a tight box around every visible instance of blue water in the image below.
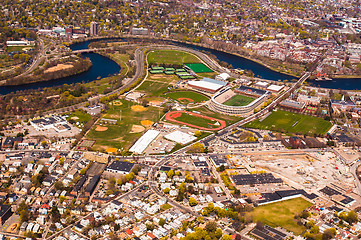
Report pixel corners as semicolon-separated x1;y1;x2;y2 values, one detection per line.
1;37;360;94
0;45;120;95
307;78;361;90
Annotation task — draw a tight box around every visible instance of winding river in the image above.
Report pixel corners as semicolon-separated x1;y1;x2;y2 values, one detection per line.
0;42;120;95
0;37;360;95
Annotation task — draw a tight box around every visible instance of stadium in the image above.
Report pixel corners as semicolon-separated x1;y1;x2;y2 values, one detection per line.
208;86;270;116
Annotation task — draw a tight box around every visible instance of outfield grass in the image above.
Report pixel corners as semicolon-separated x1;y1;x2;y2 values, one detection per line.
244;110;332;135
174;112;218;129
148;50;200;65
165;91;209;103
136;80;171;97
191;106;241;126
246;198;312;235
223;94;255;106
86;99;162;152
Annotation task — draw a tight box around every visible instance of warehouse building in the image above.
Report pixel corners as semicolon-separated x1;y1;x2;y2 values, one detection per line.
187;78;227;93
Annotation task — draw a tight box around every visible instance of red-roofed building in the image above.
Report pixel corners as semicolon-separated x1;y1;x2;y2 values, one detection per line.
126;228;133;236
148;232;157;239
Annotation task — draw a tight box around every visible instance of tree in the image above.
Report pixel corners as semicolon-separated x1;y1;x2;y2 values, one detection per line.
310;225;320;234
146;222;155;231
216;165;225;172
194;130;202;137
18;201;30;223
59;196;66;203
59;157;65;165
50;206;61;223
80;168;87;175
159;218;166;226
41;140;48;147
215;228;223;238
322;228;337;240
205;221;217;233
164;188;170;194
189;197;197;207
346;210;358;224
196;216;204;223
300;211;311;219
246;136;256;142
167;170;175;179
114;224;120;231
54;181;64;190
116;178;123;186
142;99;149;107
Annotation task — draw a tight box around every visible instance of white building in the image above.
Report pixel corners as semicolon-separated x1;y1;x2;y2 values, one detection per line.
215;73;230;82
129;130;160;154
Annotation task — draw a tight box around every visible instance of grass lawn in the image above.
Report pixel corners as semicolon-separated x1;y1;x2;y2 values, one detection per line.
246;198;312;235
86;99;162;152
174;112;219;129
7;45;33;52
165;91;209;103
161;203;173;211
148;50;200;65
223;94;255;106
197;72;217;79
244;110;332;135
136;80;171;97
65;110;92;123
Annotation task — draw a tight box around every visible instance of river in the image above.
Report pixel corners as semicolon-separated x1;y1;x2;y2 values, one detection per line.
0;43;120;95
0;38;360;95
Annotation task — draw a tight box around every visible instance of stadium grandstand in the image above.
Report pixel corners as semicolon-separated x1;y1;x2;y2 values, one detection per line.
235;85;268;97
208;87;270;116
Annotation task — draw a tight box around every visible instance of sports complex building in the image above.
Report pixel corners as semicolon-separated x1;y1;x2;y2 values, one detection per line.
208;86;270;116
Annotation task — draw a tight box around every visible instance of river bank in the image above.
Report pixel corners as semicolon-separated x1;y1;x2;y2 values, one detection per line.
69;36;298;81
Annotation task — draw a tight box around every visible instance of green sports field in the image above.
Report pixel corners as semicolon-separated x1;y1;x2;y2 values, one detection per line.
136;80;171;97
244;110;332;135
174;112;218;129
86;99;161;152
246;198;312;235
165;91;209;103
148;50;200;65
184;63;213;73
223;94;255;106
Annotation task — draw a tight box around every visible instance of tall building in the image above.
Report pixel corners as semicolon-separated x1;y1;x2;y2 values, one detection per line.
131;27;149;35
90;21;98;36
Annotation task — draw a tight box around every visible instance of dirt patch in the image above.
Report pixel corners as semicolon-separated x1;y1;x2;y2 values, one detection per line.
178;97;194;102
130;125;145;133
106;148;118;153
141;120;154;127
131;105;147;112
149;100;162;106
71;116;79;120
44;64;73;73
95;125;108;132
